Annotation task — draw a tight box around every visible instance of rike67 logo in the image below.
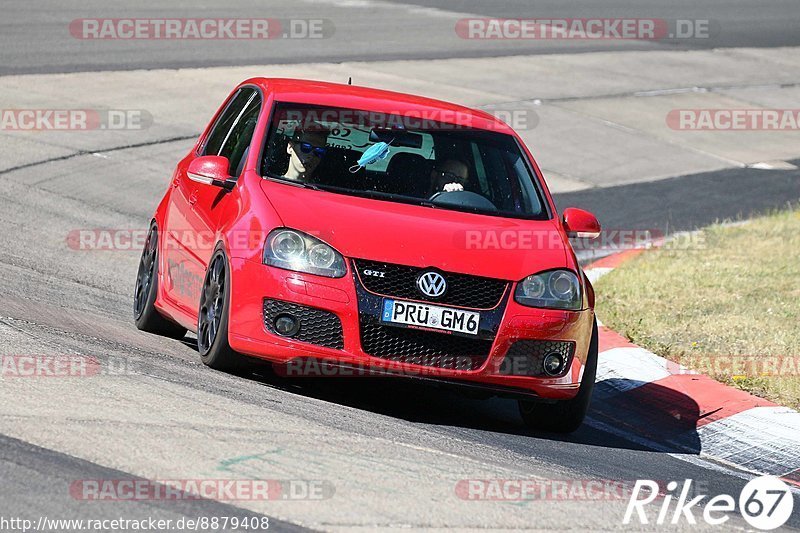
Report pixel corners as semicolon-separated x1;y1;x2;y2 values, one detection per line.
625;476;794;530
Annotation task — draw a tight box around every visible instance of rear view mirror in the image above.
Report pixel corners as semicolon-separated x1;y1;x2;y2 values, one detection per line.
187;155;236;191
563;207;601;239
369;128;423;149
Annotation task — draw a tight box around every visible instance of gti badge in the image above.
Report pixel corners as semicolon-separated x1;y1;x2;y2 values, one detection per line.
417;271;447;298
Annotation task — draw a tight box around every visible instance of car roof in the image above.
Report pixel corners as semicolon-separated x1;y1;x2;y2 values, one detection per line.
240;77;515;134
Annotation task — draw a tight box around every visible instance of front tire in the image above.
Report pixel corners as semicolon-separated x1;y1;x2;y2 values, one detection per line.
134;224;187;339
518;318;598;433
197;248;247;371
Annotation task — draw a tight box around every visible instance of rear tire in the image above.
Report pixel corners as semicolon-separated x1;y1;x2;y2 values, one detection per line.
518;318;598;433
197;248;247;371
134;224;187;339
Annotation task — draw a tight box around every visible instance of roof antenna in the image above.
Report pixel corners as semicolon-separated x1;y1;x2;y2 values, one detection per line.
348;77;352;85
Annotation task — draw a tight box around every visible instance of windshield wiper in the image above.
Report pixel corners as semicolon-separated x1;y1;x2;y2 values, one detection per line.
338;188;439;209
266;174;439;208
265;174;324;191
414;198;438;208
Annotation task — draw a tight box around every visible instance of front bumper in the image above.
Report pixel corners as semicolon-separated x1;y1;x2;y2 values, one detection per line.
227;257;595;400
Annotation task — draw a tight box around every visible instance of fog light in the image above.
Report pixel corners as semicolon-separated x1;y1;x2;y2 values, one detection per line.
542;352;565;376
274;314;300;337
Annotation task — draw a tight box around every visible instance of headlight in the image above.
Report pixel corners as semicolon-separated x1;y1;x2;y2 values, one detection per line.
263;229;347;278
515;269;581;310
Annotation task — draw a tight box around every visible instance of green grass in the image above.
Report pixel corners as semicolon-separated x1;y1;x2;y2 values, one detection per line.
595;209;800;409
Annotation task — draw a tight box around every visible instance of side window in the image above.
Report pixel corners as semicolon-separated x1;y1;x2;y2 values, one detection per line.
203;88;262;176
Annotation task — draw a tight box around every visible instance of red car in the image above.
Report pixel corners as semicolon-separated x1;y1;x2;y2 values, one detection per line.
134;78;602;432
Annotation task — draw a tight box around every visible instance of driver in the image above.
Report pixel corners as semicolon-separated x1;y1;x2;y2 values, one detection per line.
283;125;329;182
428;159;469;196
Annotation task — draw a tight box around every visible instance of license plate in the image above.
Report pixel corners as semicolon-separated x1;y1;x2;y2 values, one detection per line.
381;299;480;336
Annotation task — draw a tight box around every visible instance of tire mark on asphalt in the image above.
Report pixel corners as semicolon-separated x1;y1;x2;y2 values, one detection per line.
0;432;313;533
0;134;197;177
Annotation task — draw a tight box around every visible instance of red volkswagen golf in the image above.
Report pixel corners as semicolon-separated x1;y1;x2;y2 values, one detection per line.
134;78;602;432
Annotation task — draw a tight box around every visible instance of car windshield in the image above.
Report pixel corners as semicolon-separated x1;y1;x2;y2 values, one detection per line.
261;102;548;219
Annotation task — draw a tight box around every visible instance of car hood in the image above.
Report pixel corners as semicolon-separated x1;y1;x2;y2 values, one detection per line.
260;180;569;281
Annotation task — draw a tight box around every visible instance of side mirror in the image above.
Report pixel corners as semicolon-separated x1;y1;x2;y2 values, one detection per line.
187;155;235;191
563;207;601;239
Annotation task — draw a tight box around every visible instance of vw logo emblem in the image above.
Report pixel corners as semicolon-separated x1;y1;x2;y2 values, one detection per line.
417;271;447;298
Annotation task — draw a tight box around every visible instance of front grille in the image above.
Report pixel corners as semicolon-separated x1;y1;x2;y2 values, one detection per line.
354;259;507;309
263;299;344;350
359;315;493;370
499;340;575;376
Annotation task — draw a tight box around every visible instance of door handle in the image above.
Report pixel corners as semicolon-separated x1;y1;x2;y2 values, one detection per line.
189;190;199;205
173;177;181;188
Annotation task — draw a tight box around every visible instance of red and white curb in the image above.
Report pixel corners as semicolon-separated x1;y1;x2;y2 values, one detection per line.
584;250;800;487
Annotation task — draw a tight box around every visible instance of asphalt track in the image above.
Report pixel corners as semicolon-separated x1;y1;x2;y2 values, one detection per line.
2;1;800;531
